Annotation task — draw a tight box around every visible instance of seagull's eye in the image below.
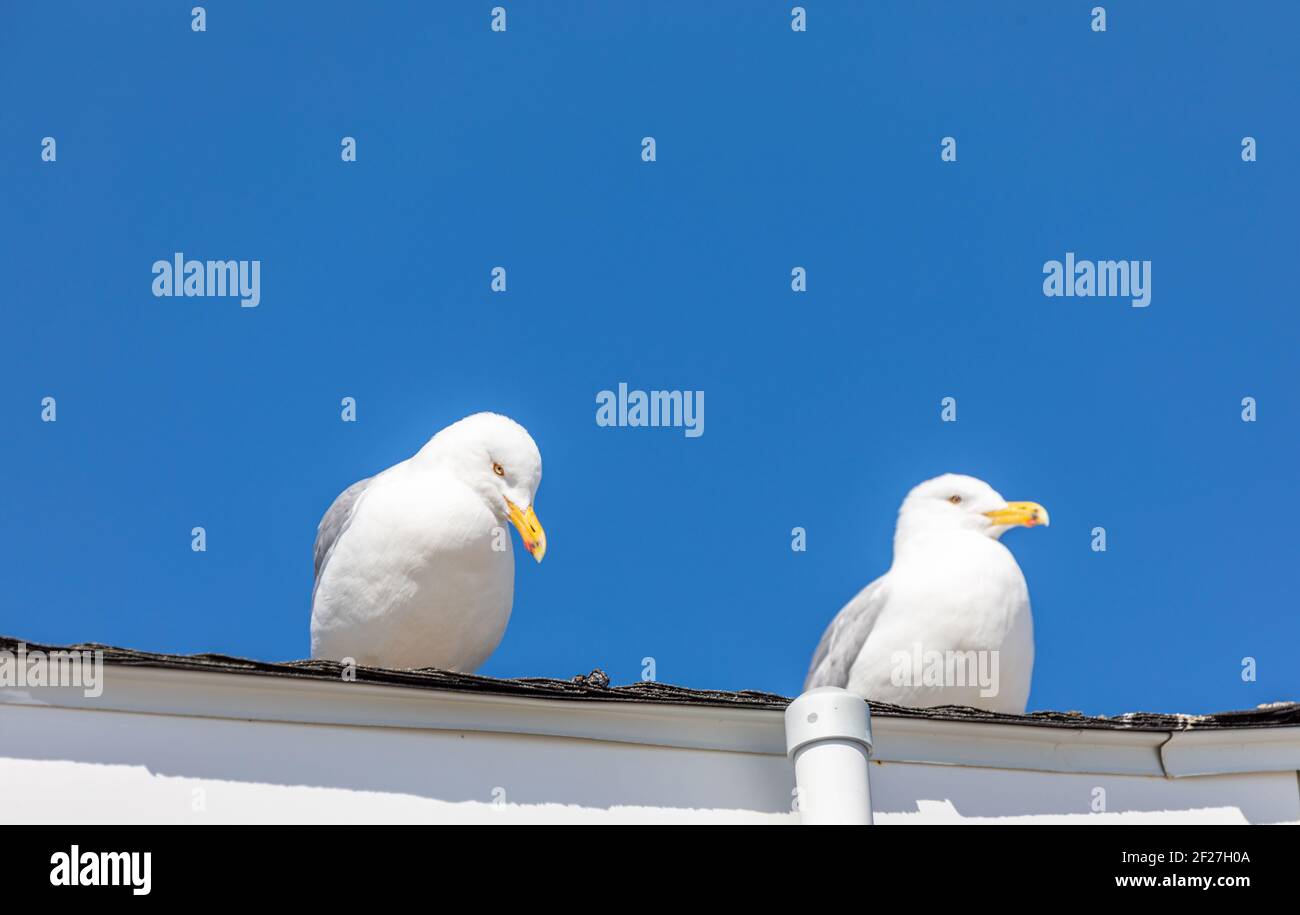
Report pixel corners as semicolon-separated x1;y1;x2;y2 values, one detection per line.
948;495;962;505
492;463;505;477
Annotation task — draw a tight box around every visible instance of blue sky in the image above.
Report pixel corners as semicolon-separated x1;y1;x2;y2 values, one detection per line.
2;2;1296;715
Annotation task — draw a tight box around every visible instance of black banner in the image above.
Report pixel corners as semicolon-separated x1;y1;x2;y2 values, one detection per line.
6;825;1282;897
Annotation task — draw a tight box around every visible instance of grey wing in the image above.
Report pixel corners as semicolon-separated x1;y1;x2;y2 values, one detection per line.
803;576;890;691
312;476;372;600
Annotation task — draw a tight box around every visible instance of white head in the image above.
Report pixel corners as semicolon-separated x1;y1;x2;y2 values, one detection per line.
894;473;1048;550
417;412;547;561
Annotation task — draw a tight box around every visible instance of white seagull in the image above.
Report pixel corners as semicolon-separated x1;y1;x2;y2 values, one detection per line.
804;474;1048;713
310;412;547;671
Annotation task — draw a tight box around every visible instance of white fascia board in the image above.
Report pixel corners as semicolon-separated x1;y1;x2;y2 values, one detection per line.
2;668;788;756
4;665;1297;779
874;715;1168;777
1161;726;1300;778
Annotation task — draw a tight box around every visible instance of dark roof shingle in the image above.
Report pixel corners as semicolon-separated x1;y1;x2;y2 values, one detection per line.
3;635;1295;732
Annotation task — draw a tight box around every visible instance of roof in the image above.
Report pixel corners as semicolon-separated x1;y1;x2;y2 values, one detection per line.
4;634;1295;732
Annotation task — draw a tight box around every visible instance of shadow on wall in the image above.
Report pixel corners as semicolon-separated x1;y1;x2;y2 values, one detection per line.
1;703;794;813
1;703;1294;823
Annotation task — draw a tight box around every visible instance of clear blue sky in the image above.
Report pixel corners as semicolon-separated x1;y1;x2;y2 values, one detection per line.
2;2;1296;716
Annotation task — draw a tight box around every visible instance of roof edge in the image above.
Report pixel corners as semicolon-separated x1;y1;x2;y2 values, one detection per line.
2;634;1296;733
6;659;1300;778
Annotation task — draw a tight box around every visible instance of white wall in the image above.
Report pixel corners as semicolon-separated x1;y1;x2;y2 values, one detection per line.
2;702;1296;824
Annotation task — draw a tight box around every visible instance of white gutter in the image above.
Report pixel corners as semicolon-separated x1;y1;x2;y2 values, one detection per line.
784;687;873;825
4;665;1298;779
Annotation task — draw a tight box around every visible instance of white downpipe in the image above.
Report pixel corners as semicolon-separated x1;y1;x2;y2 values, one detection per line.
784;687;873;825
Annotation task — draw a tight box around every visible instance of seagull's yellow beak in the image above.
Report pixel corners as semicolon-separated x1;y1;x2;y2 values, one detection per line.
984;501;1050;528
506;500;547;562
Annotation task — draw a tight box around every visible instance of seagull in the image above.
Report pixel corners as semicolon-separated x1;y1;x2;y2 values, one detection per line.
804;474;1048;713
310;412;547;671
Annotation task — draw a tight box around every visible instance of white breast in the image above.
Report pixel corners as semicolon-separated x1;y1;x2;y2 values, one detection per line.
310;463;515;672
847;533;1035;713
